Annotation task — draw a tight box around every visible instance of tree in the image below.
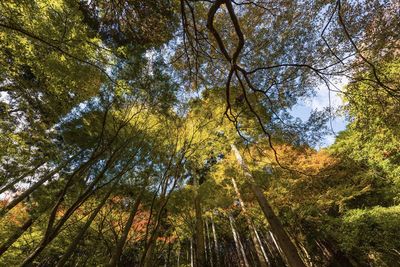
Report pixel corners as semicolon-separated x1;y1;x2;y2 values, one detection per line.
1;0;399;266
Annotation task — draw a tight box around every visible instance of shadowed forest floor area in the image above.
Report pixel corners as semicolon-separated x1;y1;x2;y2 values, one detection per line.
0;0;399;266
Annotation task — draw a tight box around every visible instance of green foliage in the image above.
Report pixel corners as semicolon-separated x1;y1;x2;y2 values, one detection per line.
332;60;400;194
337;205;400;266
0;0;399;266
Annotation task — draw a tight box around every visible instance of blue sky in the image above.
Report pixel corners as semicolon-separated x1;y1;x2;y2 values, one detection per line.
290;79;348;149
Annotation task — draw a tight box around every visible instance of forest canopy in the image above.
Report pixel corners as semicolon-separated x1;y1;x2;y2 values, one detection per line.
0;0;399;266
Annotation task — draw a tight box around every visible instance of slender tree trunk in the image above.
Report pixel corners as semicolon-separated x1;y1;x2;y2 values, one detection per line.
204;224;208;264
141;195;169;266
141;214;160;267
231;144;306;267
190;238;194;267
205;219;214;267
317;239;355;267
268;230;286;261
20;160;113;266
187;244;189;266
20;175;74;267
211;215;220;267
140;164;181;266
139;147;184;266
166;242;172;267
143;236;157;267
194;179;206;267
177;243;180;267
259;230;285;266
107;190;144;267
2;134;128;217
234;216;250;267
254;228;270;266
231;177;269;267
0;216;33;256
0;161;45;194
296;240;312;266
0;153;83;216
56;184;116;267
20;196;88;266
229;214;250;267
141;197;168;267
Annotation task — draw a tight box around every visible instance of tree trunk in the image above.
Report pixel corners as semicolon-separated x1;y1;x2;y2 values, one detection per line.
142;236;157;267
231;177;269;267
56;184;116;267
259;230;286;266
251;184;306;267
20;175;75;267
166;242;172;267
231;144;306;267
0;161;45;195
190;238;194;267
211;215;220;267
20;157;114;266
317;239;355;267
187;243;189;266
204;224;208;264
205;219;214;267
0;152;83;216
254;228;270;266
0;216;33;256
141;197;168;267
107;190;143;267
229;214;250;267
2;136;126;217
177;243;180;267
194;180;206;267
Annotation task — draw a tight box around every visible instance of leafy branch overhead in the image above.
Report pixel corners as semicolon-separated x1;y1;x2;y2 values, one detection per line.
0;0;399;266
